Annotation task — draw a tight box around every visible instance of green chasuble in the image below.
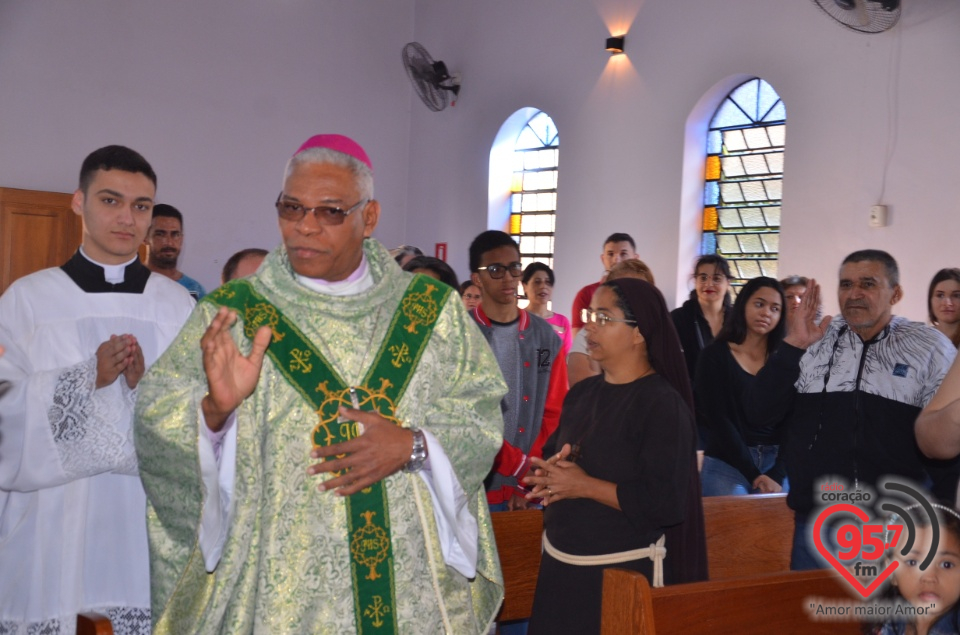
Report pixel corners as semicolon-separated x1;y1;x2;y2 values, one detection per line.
134;240;507;634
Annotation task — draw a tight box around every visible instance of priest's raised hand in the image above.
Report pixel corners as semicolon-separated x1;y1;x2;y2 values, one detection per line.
199;305;273;432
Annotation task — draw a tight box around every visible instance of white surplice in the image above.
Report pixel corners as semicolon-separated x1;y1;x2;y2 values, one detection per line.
0;257;194;635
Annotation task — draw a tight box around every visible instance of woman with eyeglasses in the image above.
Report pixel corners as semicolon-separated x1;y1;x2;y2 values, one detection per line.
522;262;572;357
670;255;733;387
695;276;789;497
523;278;706;634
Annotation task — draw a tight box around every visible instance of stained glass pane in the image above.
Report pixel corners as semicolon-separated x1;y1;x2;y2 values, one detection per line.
704;181;719;205
737;260;762;278
738;234;763;253
763;102;786;123
534;236;553;254
723;129;747;152
741;154;768;175
707;130;722;154
760;260;778;278
521;194;537;212
537;192;557;211
703;207;718;231
763;206;781;226
519;236;536;254
510;173;523;193
711;101;752;129
705;155;721;180
720;182;745;203
510;214;521;235
515;127;542;150
757;81;780;121
766;152;784;173
512;153;525;172
740;208;766;227
717;234;741;254
527;113;550;146
740;181;766;202
764;179;782;199
768;125;786;145
720;156;745;178
761;234;780;253
730;79;760;120
718;208;743;228
743;127;771;150
511;193;522;213
701;233;717;254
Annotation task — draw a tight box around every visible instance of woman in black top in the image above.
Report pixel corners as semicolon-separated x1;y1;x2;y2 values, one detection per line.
523;279;706;634
695;276;788;496
670;254;732;387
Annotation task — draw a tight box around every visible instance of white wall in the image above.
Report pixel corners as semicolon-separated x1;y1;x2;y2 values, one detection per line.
406;0;960;320
3;0;960;319
0;0;415;291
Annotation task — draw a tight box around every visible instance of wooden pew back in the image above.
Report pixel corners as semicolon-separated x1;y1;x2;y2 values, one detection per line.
702;492;793;579
490;509;543;622
601;568;861;635
491;493;795;622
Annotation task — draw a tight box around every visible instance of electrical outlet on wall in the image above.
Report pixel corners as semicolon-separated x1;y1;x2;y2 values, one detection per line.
869;205;888;228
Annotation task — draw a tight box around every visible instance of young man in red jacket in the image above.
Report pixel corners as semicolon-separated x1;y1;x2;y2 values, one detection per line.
468;230;568;511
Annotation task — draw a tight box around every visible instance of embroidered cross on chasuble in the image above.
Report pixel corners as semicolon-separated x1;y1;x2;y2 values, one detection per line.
207;275;450;634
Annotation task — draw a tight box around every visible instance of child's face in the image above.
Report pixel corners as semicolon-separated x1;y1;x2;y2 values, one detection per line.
893;526;960;620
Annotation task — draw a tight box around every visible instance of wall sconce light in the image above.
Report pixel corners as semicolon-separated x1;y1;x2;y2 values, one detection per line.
605;35;625;54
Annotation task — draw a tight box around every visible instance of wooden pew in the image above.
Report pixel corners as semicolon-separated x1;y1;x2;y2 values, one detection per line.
77;613;114;635
490;509;543;623
702;493;793;579
600;568;860;635
491;493;795;623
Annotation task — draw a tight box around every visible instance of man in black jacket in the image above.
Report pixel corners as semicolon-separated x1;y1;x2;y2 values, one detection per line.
747;249;958;569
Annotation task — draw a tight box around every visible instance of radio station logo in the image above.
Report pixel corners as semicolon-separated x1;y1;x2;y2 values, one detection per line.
811;478;941;599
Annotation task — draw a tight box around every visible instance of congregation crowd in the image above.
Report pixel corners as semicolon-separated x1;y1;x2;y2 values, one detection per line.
3;134;960;635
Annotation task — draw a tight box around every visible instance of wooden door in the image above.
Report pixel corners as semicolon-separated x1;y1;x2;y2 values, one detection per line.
0;187;81;294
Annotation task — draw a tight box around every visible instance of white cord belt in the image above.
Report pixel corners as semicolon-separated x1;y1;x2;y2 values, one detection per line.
541;532;666;588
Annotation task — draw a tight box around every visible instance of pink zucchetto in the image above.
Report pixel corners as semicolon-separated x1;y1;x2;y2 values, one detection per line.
293;134;373;172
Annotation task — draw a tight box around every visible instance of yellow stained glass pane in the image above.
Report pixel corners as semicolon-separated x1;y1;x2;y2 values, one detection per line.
703;207;718;231
510;173;523;193
705;155;721;181
509;214;521;235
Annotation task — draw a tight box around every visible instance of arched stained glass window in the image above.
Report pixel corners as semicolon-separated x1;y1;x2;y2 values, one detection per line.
702;78;786;293
509;111;559;269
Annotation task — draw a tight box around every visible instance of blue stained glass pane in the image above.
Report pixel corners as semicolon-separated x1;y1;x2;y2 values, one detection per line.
762;101;786;122
710;100;752;129
707;130;722;154
757;80;780;122
730;79;760;121
704;181;719;205
701;232;717;255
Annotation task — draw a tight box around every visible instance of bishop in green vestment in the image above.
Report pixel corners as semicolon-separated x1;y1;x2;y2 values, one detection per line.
134;135;506;634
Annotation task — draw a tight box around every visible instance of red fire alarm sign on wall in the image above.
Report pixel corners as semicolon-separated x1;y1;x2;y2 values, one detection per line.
435;243;447;261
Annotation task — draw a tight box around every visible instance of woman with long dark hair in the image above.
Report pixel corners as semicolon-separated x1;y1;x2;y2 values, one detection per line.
523;278;706;634
695;276;789;496
670;254;732;386
928;268;960;348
